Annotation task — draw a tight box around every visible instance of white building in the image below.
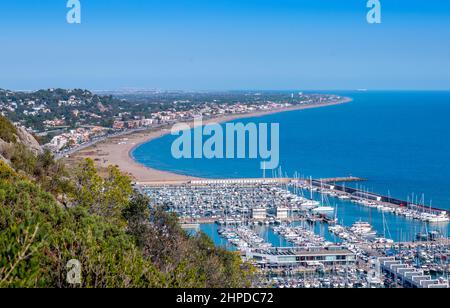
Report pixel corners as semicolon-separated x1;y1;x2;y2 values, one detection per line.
141;119;155;126
276;207;289;219
48;135;69;151
252;208;267;220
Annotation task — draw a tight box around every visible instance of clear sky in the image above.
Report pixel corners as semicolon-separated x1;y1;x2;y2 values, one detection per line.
0;0;449;91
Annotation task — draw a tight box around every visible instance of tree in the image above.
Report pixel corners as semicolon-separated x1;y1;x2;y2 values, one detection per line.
0;149;254;288
72;159;133;226
0;160;166;288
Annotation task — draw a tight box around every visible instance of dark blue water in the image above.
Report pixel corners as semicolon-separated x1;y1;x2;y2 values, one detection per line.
134;91;450;241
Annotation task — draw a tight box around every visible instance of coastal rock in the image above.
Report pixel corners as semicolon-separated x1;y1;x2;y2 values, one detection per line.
0;115;42;160
0;153;9;165
15;126;43;155
0;139;12;165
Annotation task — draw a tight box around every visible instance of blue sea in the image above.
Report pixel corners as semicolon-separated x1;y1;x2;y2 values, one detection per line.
133;91;450;242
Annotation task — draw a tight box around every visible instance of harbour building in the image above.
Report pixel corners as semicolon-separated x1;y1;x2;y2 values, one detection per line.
252;208;267;221
275;207;289;219
246;246;356;268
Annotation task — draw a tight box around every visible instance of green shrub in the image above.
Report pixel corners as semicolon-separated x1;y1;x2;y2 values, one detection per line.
0;115;17;143
0;157;253;288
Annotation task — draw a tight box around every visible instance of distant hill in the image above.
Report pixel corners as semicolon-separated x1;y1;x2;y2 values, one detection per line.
0;88;122;131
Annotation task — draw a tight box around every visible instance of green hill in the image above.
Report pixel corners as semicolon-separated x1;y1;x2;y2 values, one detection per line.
0;117;253;288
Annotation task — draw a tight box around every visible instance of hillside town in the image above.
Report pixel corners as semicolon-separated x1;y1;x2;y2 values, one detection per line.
0;88;346;154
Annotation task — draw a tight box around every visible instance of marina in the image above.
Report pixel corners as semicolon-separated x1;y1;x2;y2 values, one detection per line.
140;176;450;223
143;178;450;288
306;179;450;221
5;0;450;291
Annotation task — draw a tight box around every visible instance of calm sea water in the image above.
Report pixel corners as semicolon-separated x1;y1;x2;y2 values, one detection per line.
133;91;450;241
198;223;343;250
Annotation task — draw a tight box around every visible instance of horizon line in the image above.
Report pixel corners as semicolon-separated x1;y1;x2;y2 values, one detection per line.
3;87;450;93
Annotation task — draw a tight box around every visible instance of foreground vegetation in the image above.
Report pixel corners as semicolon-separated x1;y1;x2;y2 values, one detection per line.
0;140;253;287
0;115;17;144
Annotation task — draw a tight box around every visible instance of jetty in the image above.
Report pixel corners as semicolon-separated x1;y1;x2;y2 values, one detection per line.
308;179;450;217
137;176;365;187
136;175;450;218
137;178;291;186
318;176;367;184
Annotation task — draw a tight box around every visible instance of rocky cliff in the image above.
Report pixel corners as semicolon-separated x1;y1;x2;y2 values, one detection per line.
0;115;42;163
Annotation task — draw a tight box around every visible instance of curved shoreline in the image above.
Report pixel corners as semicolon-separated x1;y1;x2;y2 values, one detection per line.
71;97;352;183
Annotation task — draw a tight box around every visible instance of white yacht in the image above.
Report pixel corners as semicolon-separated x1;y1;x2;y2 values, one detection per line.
338;194;351;200
302;200;321;207
312;206;335;213
351;221;377;237
427;212;450;223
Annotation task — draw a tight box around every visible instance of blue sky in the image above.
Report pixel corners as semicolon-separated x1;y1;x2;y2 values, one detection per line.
0;0;449;90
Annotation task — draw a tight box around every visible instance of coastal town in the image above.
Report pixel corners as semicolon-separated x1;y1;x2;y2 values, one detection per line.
2;0;449;293
0;88;347;155
1;87;449;288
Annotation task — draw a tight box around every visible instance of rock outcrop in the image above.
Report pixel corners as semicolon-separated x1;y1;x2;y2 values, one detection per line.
15;126;42;155
0;116;42;163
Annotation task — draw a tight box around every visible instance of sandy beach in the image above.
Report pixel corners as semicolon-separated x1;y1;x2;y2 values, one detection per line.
69;98;352;183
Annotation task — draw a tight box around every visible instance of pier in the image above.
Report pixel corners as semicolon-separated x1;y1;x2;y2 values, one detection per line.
137;178;291;186
137;175;450;219
138;177;364;186
136;176;450;217
318;177;367;184
308;179;450;217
